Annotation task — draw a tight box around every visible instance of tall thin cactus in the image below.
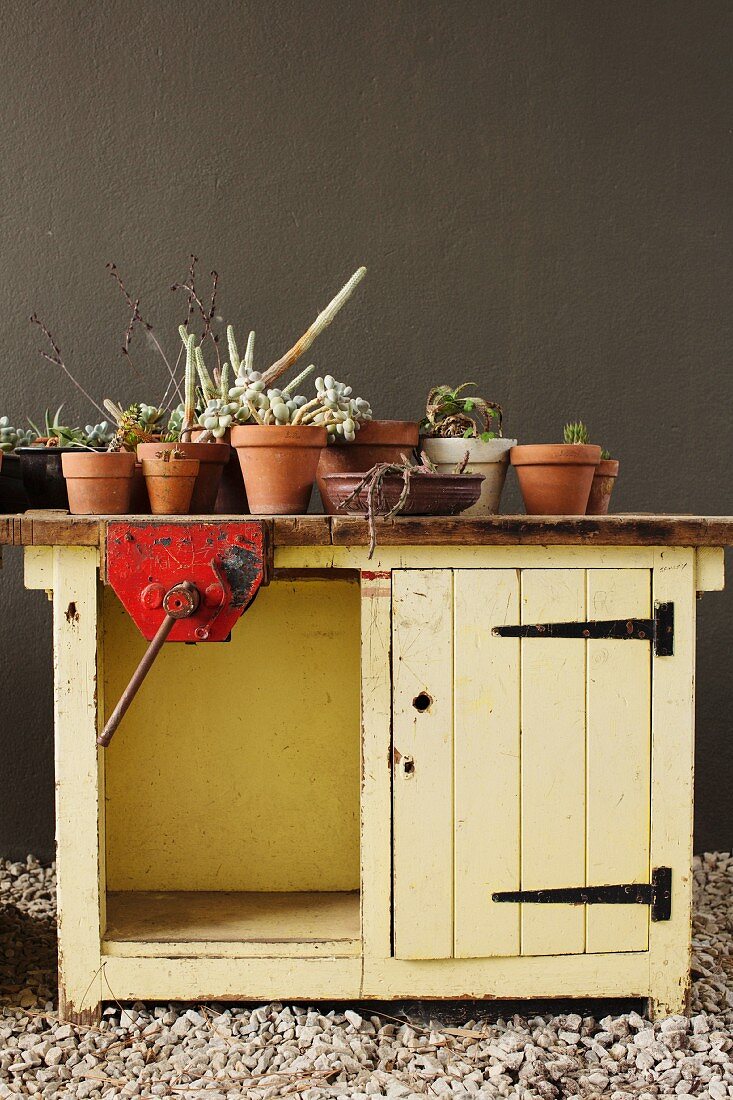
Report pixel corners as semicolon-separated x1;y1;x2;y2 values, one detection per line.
182;333;197;440
260;266;366;386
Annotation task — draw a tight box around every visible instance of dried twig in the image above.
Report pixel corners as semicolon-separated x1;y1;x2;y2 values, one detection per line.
106;262;183;402
30;314;106;417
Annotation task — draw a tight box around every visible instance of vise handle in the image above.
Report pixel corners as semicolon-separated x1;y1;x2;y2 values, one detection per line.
97;581;200;748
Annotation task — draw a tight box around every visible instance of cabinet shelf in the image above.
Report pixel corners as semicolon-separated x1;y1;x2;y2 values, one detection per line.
103;890;361;958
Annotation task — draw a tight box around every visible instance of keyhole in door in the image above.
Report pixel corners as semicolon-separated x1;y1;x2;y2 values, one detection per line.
412;691;432;713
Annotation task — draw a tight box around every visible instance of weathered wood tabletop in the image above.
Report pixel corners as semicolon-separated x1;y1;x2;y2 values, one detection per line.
1;511;733;547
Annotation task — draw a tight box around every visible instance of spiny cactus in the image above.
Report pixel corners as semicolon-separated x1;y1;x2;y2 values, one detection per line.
563;421;590;445
0;417;38;452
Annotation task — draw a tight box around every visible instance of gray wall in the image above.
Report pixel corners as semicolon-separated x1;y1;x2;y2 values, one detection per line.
0;0;730;859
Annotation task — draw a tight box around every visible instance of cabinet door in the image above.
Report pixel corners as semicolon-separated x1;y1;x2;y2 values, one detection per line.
392;567;652;961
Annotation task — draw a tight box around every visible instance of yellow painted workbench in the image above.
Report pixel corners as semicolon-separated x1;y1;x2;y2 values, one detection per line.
9;511;733;1021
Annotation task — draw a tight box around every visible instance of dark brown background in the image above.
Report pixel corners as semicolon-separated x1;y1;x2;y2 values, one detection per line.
0;1;730;858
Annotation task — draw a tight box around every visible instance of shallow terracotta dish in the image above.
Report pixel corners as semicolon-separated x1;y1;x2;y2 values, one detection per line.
322;471;484;516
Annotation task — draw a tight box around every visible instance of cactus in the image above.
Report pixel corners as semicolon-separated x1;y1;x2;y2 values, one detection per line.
563;421;590;445
182;332;197;440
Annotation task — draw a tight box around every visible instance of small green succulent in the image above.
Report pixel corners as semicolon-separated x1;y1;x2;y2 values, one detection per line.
563;421;590;445
0;416;38;452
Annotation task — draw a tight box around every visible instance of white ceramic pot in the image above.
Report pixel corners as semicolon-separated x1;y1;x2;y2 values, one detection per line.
421;436;517;516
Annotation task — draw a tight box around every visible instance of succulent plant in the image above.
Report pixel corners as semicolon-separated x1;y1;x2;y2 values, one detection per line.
81;420;116;447
309;376;372;442
27;407;91;448
563;421;590;445
0;416;38;452
161;403;185;442
420;383;503;441
600;448;612;460
102;402;163;451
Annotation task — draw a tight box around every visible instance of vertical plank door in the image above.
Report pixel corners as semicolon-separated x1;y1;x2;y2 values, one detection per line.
586;569;651;953
520;569;587;956
454;569;521;958
392;570;453;959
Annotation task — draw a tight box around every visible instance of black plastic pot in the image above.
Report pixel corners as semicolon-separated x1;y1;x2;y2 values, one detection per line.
16;446;88;509
0;453;29;513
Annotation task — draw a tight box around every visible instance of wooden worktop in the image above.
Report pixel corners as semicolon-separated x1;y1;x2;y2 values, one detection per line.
1;511;733;548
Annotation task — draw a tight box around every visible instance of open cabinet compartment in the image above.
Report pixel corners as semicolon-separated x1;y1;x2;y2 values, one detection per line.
100;571;362;959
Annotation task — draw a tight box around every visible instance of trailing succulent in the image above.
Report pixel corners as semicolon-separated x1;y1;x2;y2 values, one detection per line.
0;417;38;452
186;324;372;442
420;383;503;442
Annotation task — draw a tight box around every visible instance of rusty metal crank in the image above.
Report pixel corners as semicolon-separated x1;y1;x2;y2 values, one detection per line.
97;581;200;747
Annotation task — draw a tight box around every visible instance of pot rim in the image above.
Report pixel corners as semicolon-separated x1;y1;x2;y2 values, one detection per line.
137;441;229;462
510;444;602;467
231;424;328;448
16;445;107;455
141;458;200;476
329;419;419;445
321;471;486;484
61;451;137;477
595;458;620;476
422;435;517;454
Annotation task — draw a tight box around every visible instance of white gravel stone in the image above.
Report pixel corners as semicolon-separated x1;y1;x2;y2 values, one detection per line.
1;852;733;1097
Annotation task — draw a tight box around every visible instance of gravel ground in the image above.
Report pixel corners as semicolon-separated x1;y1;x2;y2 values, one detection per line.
0;853;732;1098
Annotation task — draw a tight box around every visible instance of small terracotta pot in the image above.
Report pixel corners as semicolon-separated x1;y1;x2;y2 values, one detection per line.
586;458;620;516
61;450;137;515
191;428;248;514
136;441;229;514
510;444;601;515
316;420;419;513
231;424;327;515
141;458;200;515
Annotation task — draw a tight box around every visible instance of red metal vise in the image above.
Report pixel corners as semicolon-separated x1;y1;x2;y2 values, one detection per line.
99;521;271;746
105;521;271;642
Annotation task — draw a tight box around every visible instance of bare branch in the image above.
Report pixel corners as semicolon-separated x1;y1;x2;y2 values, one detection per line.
30;314;106;417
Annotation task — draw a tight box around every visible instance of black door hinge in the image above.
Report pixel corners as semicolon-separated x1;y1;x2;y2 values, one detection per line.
492;866;672;922
492;601;674;657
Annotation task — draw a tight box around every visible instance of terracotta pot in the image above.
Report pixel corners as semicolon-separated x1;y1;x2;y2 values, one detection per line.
191;428;248;514
316;420;419;513
230;424;327;515
510;444;601;515
141;458;200;515
420;436;517;516
136;441;229;514
586;458;620;516
322;471;484;516
61;450;137;515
